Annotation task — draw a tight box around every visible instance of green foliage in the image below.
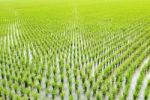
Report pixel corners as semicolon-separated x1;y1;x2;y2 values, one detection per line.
0;0;149;99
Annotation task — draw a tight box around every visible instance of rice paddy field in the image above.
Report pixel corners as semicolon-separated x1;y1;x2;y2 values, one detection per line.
0;0;150;100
